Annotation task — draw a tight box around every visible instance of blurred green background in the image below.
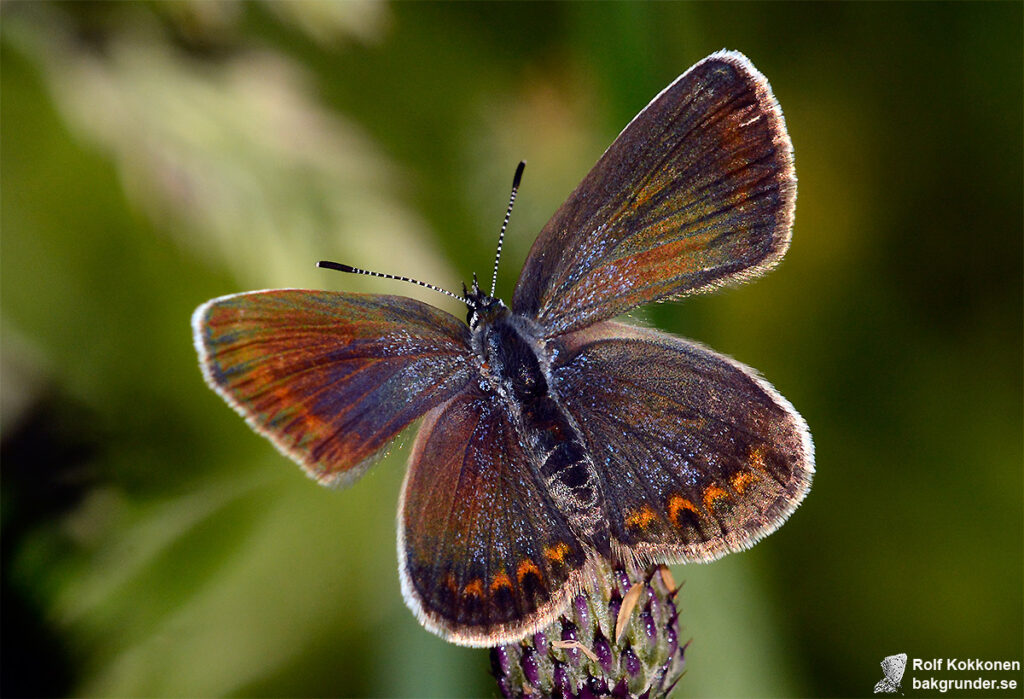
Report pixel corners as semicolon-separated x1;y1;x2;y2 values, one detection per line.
2;2;1021;697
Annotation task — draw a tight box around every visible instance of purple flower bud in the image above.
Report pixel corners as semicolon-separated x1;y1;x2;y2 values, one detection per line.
641;611;657;649
608;596;622;627
520;647;540;686
491;646;512;676
666;623;678;656
552;662;571;695
623;647;641;678
648;590;662;620
560;622;581;664
533;631;549;656
593;632;614;673
490;560;686;698
573;593;591;629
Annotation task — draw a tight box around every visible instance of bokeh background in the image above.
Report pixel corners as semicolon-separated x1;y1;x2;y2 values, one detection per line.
2;2;1021;697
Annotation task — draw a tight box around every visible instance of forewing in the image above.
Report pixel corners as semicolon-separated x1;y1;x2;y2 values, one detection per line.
193;290;474;487
514;50;795;336
399;388;590;647
551;322;813;564
882;654;907;683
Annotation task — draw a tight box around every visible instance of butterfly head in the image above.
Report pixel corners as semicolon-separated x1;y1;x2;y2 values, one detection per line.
463;273;508;330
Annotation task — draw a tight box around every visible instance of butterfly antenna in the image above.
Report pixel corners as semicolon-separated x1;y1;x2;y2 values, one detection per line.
489;160;526;297
317;261;468;304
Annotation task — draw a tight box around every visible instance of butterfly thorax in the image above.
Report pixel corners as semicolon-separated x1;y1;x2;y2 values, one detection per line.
468;293;612;555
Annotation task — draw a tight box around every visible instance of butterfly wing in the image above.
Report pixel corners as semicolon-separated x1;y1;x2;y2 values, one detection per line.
399;387;590;647
882;653;907;684
873;678;899;694
513;50;795;336
550;321;813;563
193;290;475;487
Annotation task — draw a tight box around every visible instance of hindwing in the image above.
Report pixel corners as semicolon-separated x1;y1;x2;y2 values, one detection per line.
551;321;813;563
399;388;591;646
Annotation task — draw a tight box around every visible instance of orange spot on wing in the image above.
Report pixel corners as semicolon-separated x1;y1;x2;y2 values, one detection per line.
490;571;513;592
543;542;571;564
625;505;657;529
703;484;730;512
731;470;758;494
668;496;700;524
517;558;543;583
463;578;484;598
444;573;458;593
749;445;769;472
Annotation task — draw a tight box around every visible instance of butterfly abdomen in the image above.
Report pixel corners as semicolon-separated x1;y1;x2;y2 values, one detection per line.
475;311;611;555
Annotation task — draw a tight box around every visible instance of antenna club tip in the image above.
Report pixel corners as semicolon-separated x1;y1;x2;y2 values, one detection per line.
317;260;356;273
513;161;526;187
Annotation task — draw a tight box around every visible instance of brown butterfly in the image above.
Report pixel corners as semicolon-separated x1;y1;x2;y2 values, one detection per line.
193;50;813;647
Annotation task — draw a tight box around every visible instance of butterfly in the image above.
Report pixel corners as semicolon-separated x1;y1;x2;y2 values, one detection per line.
192;49;814;647
874;653;907;694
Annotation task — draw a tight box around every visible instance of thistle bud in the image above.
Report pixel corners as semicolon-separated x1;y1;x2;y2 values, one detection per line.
491;562;687;698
